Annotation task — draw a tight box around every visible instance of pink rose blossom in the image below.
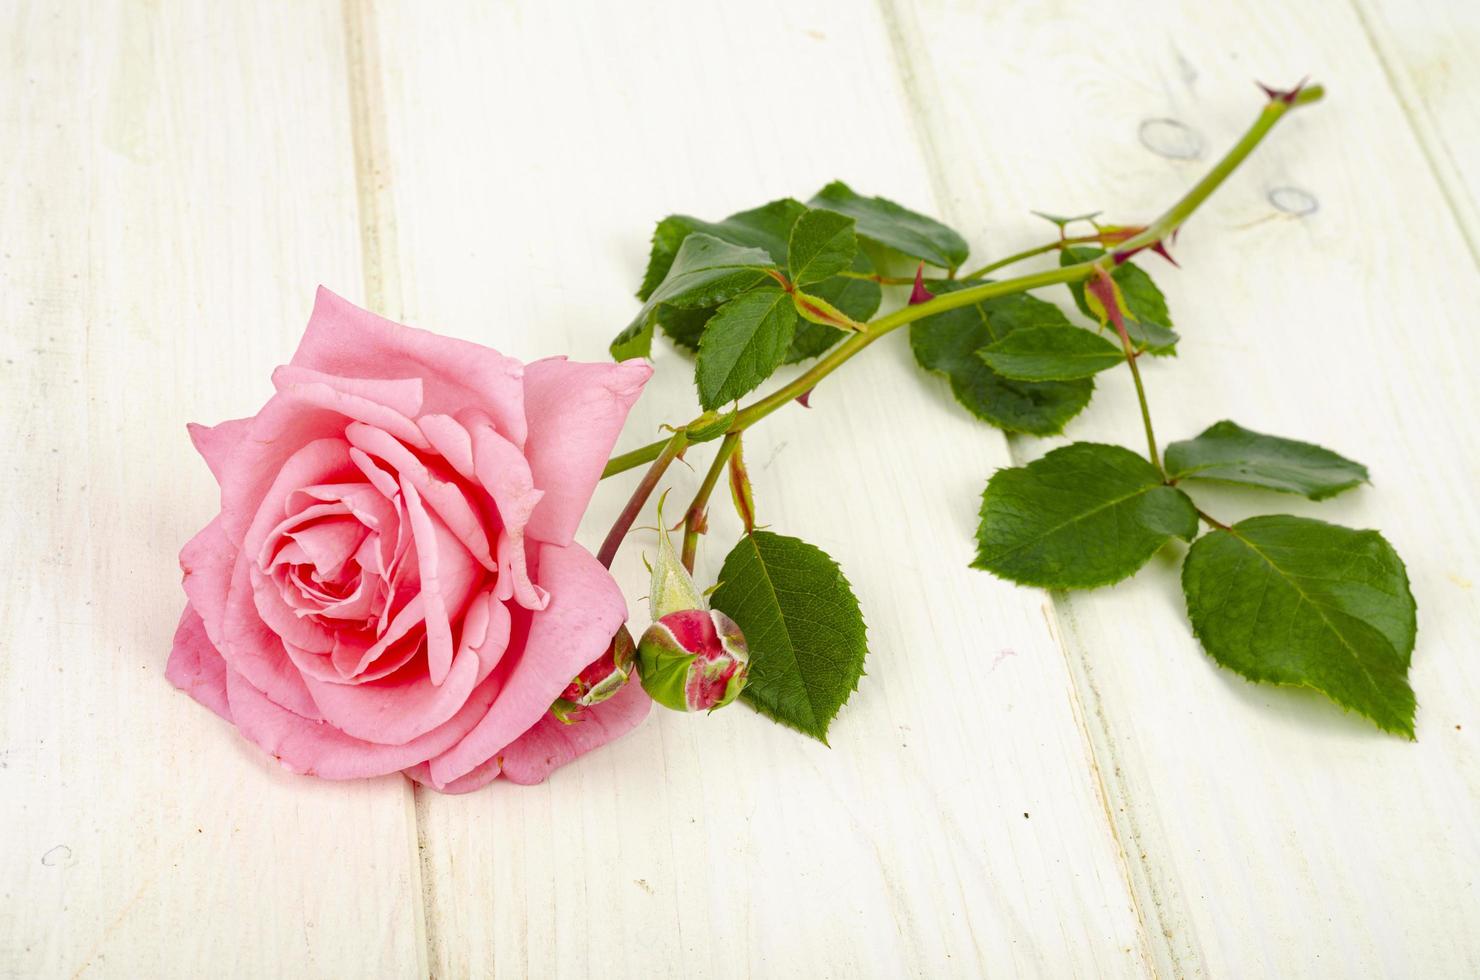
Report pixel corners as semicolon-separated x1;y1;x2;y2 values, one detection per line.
167;288;653;792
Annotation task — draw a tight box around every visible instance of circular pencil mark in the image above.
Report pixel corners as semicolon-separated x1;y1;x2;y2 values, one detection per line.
1268;186;1319;216
1138;118;1203;160
41;844;72;867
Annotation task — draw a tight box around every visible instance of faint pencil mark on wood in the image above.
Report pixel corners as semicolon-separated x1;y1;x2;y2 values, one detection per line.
1268;186;1319;216
1138;119;1203;161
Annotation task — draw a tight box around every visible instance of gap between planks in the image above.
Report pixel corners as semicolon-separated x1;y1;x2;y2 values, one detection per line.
1344;0;1480;269
341;2;434;977
872;0;1183;974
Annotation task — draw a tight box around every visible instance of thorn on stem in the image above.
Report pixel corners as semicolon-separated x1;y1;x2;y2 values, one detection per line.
909;262;935;306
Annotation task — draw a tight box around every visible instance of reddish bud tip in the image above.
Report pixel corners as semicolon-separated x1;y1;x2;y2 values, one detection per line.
908;262;935;306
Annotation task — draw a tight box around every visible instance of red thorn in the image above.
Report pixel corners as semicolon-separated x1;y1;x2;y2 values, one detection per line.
908;262;935;305
1256;76;1309;105
1150;241;1180;268
796;388;813;409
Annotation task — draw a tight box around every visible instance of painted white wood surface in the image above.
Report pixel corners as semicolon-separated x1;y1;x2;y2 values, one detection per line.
888;1;1480;976
0;4;425;978
1353;0;1480;259
4;1;1477;978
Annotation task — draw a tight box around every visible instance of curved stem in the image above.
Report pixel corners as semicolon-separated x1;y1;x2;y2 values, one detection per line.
599;87;1324;557
595;431;686;568
957;233;1102;280
680;432;741;571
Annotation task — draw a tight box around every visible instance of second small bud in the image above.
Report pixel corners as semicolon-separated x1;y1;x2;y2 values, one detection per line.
637;497;750;713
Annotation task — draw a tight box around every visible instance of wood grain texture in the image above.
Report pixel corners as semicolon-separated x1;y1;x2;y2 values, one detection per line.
886;0;1480;975
0;4;424;977
354;1;1150;976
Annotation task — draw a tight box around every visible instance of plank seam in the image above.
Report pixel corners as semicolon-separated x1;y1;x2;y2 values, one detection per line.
341;3;431;976
870;0;1171;974
1345;0;1480;269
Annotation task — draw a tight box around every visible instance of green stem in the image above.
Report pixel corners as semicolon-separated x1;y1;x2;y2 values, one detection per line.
680;432;741;571
595;431;687;568
1109;312;1162;473
957;233;1102;280
600;87;1323;494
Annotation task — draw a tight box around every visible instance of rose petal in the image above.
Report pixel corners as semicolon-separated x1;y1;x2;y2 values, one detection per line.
466;413;547;610
521;357;651;546
218;399;363;547
426;541;625;787
400;477;483;686
292;287;528;447
220;556;322;720
180;516;237;647
403;756;501;795
498;679;651;785
270;367;430;451
187;418;252;487
418;413;475;480
345;421;495;573
166;606;232;722
225;667;499;780
271;364;424;419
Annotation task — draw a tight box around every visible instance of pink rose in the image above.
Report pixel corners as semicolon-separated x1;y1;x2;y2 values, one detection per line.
167;288;653;792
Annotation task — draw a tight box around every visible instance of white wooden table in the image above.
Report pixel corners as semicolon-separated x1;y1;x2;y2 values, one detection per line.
5;2;1479;977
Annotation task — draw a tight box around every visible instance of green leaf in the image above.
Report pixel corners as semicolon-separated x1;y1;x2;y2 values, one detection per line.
788;208;857;285
1061;246;1178;355
909;281;1094;434
787;254;882;364
979;325;1124;381
615;234;779;361
1182;515;1416;736
654;303;714;352
638;199;806;301
809;180;969;269
974;442;1198;588
695;288;797;409
1165;421;1369;501
710;530;868;742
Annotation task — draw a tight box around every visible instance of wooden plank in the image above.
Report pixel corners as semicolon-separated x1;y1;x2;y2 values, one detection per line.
1350;0;1480;259
884;1;1480;975
0;4;425;977
352;1;1154;975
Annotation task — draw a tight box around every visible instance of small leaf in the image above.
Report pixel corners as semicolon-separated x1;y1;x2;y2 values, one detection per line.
710;530;868;742
638;199;806;301
1165;420;1370;500
1182;515;1416;736
616;234;779;361
695;288;798;409
909;281;1093;434
974;442;1198;588
1061;246;1178;355
788;208;857;285
980;326;1125;381
787;253;882;364
793;290;863;332
809;180;969;269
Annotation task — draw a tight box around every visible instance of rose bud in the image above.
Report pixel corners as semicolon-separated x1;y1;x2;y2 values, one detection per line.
637;608;749;713
636;514;749;712
551;626;636;724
